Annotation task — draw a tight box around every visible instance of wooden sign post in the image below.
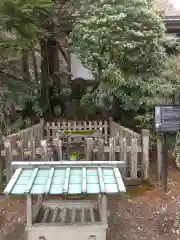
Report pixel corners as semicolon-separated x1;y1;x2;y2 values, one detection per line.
154;105;180;193
163;134;168;193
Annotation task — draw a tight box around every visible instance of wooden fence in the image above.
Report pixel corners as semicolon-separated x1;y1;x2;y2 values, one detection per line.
109;119;142;145
3;118;144;146
4;120;44;149
0;118;150;185
109;120;149;180
44;120;109;143
1;134;149;184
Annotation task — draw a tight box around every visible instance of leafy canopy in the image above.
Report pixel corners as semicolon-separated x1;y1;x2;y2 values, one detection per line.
0;0;51;40
71;0;180;114
0;0;52;132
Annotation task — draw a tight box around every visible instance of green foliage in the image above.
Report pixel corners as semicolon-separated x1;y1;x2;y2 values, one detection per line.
0;0;52;134
0;0;51;41
72;0;166;74
162;36;180;55
71;0;180;129
81;93;100;115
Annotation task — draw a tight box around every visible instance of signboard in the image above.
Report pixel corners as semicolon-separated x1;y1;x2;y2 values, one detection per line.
155;105;180;132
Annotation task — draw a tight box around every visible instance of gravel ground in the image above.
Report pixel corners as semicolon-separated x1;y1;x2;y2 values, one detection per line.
1;166;180;240
107;166;180;240
0;197;26;239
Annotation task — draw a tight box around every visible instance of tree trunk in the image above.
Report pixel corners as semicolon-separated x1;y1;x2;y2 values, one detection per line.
31;49;39;83
47;38;59;79
40;39;51;116
21;49;30;82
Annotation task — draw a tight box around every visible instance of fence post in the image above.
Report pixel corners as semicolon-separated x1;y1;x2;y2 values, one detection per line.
141;129;150;180
53;138;62;161
120;138;127;177
52;122;56;139
85;138;94;161
40;118;44;139
97;139;104;161
157;137;163;183
29;140;36;161
17;140;24;161
104;120;108;144
108;117;113;137
130;138;138;179
46;122;50;141
109;138;116;161
40;140;48;161
4;140;13;182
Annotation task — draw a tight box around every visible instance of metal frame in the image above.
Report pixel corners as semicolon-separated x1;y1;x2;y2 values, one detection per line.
154;104;180;133
11;161;125;169
4;164;126;195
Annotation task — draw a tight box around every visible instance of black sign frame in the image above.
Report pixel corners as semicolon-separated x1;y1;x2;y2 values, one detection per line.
153;104;180;193
154;104;180;133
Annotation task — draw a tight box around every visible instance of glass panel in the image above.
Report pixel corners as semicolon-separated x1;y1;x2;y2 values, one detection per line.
50;184;64;194
105;184;118;193
34;177;48;185
53;169;66;177
12;169;22;179
102;168;114;176
68;184;81;194
103;176;116;184
69;175;82;184
86;168;98;176
52;176;66;184
30;185;45;194
11;184;27;194
20;169;33;177
86;176;99;184
36;169;50;177
4;178;17;194
87;184;100;193
70;169;82;176
16;177;30;185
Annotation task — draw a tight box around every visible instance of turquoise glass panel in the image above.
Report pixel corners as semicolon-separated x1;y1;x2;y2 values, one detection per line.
50;184;64;194
20;169;33;177
70;169;82;176
4;178;18;194
69;175;82;184
36;169;50;177
5;166;126;195
34;177;48;185
16;177;30;185
68;184;81;194
86;175;99;184
53;169;66;177
105;184;118;193
103;176;116;184
12;168;22;179
87;184;100;193
52;176;65;184
31;184;45;194
102;169;114;176
11;184;27;194
86;168;98;176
